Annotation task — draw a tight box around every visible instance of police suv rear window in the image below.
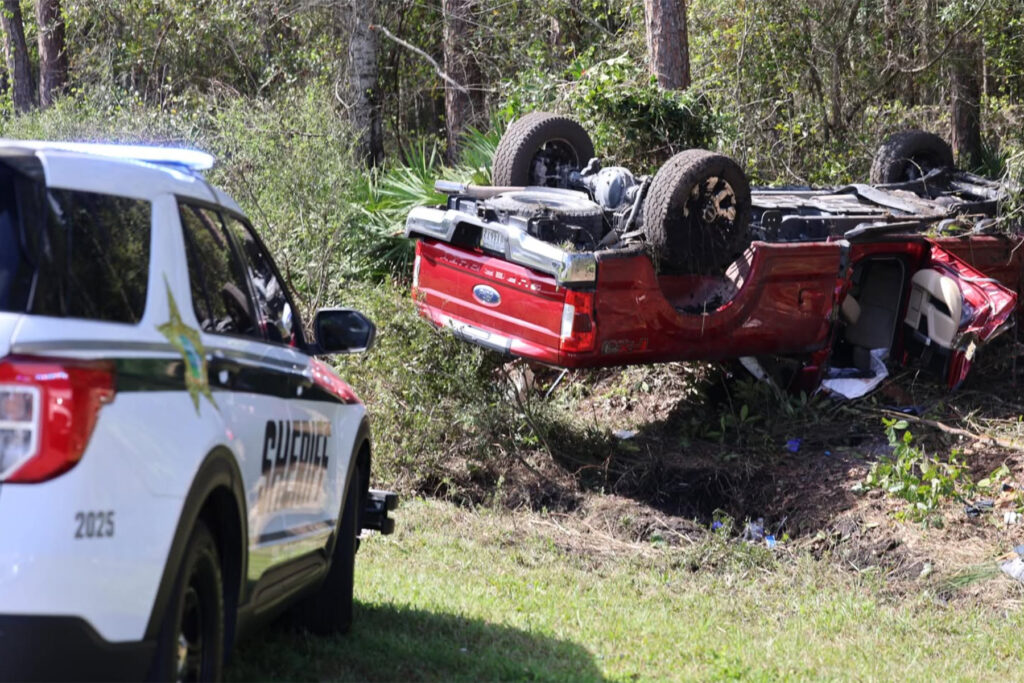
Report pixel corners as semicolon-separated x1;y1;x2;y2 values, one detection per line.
33;190;151;323
1;184;151;323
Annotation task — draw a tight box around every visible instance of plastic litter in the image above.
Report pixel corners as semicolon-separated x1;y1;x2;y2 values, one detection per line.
1005;511;1021;526
1001;557;1024;583
741;518;765;542
821;348;889;399
785;439;801;453
964;499;995;518
738;517;782;548
886;405;924;416
613;429;637;440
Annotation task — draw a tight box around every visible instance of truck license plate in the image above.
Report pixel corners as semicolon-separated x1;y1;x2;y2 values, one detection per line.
481;228;508;253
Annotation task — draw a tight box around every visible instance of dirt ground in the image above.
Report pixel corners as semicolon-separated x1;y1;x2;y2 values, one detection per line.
468;344;1024;609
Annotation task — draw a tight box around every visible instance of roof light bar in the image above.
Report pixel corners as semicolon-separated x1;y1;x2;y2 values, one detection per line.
0;139;215;171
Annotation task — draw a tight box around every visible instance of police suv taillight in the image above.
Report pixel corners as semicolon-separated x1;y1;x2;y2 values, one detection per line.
0;357;115;483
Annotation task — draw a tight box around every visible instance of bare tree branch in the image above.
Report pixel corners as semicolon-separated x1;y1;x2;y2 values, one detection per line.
371;22;468;94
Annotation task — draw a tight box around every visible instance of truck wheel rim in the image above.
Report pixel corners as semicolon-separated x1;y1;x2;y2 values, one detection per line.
529;139;580;186
682;175;740;258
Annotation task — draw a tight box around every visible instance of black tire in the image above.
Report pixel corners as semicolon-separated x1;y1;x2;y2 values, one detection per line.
492;113;595;187
641;149;752;275
151;520;224;683
290;465;361;635
869;130;954;184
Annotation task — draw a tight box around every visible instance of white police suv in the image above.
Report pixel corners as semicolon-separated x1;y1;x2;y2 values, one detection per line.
0;141;395;681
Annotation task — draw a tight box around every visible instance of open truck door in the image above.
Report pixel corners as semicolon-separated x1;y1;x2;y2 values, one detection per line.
902;241;1017;389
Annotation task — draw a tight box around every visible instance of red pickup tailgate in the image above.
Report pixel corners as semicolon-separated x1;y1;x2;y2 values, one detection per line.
413;239;581;364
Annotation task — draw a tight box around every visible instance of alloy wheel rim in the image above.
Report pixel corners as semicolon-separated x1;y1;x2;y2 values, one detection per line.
176;584;204;682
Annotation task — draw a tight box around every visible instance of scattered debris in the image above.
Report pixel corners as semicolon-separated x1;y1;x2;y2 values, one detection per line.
821;348;889;399
964;499;995;518
741;517;765;542
886;405;924;416
544;369;569;399
740;517;781;548
1000;557;1024;583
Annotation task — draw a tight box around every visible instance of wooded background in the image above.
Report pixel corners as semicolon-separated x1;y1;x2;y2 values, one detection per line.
1;0;1021;184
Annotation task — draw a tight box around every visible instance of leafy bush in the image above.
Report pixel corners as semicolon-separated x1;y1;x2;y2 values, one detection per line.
858;419;973;523
501;53;718;171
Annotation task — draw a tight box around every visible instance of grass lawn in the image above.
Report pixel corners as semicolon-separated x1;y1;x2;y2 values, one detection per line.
228;498;1024;681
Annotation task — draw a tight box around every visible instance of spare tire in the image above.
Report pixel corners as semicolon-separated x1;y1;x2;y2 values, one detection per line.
485;188;604;246
642;150;751;275
492;113;595;188
870;130;954;184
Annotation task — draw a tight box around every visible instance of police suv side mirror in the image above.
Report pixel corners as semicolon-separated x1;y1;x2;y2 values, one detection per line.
312;308;376;354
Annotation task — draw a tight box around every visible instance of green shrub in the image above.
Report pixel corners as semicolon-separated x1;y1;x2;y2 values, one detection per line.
501;52;718;171
858;419;974;523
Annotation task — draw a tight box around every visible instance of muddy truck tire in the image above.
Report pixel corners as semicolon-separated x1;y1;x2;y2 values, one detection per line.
642;149;752;275
492;113;595;188
870;130;954;184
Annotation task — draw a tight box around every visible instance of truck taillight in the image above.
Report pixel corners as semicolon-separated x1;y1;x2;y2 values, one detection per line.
0;357;115;483
559;290;596;353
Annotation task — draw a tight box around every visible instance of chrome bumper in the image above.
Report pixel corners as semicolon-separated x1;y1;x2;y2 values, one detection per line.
405;206;597;285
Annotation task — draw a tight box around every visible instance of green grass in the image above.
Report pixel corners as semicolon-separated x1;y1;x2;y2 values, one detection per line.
229;499;1024;681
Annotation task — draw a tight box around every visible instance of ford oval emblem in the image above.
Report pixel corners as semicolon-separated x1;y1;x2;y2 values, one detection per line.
473;284;501;306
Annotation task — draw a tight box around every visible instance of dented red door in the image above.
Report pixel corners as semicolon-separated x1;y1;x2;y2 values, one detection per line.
918;241;1017;388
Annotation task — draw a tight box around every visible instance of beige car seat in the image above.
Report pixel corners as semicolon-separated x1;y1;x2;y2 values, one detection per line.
904;268;963;348
840;294;861;326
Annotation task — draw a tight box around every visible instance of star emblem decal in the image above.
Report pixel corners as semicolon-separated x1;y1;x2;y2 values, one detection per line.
157;279;217;413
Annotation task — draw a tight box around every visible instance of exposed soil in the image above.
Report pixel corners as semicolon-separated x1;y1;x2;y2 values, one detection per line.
469;343;1024;606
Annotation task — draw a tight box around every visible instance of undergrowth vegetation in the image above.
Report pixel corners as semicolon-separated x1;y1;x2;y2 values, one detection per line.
858;418;1014;524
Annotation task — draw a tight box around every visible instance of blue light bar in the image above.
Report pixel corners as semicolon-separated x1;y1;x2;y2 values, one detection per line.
1;140;215;171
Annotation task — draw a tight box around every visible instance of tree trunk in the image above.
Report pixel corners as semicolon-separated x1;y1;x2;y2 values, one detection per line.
950;36;982;170
346;0;383;166
442;0;484;164
37;0;68;108
1;0;35;113
643;0;690;90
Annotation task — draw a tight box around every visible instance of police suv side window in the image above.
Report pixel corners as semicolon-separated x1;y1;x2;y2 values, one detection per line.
30;190;151;323
222;216;300;346
178;204;260;339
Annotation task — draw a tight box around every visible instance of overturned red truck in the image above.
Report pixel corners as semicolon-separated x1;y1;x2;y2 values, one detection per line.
406;113;1021;393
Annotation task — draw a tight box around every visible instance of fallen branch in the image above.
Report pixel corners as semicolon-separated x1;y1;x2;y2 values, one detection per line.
370;23;468;94
868;407;1024;454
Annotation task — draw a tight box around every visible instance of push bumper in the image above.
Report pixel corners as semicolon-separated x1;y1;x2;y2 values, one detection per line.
0;614;154;682
362;489;398;535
